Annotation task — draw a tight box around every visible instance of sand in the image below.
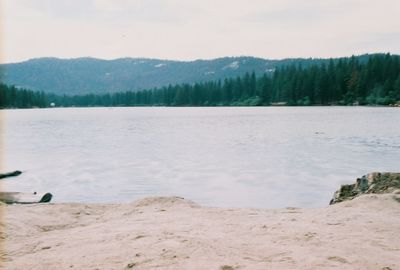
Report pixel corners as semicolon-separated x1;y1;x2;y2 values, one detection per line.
1;194;400;270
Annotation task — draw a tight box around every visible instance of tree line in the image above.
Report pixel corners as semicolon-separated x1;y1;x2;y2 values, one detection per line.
0;84;48;108
1;53;399;108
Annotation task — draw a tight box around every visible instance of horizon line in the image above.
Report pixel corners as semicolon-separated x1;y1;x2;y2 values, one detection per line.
1;52;397;65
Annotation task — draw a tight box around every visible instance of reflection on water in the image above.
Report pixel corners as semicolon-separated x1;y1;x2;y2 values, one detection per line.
2;107;400;208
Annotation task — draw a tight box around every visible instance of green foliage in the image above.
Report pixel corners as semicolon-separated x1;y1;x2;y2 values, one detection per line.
231;96;262;106
341;91;356;105
376;96;395;105
296;96;311;106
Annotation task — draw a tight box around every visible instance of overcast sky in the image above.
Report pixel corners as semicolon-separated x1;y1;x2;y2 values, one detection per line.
1;0;400;63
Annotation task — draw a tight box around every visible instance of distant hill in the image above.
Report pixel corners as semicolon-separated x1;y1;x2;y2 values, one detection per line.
0;55;380;95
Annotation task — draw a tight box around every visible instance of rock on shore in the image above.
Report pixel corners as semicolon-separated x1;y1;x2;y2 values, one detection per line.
330;172;400;204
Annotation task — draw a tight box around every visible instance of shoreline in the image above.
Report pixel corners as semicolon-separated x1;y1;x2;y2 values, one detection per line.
1;104;400;110
2;193;400;270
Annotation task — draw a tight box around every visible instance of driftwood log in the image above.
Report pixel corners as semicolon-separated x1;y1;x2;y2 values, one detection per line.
0;192;52;204
0;170;53;204
0;170;22;179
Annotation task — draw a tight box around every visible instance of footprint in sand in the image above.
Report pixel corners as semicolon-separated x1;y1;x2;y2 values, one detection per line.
304;232;317;240
219;265;236;270
327;256;348;264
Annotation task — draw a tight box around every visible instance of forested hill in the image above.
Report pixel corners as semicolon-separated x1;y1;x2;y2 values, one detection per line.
0;55;372;95
1;53;399;108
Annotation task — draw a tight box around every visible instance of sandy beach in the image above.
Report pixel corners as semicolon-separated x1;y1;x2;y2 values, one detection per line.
1;193;400;270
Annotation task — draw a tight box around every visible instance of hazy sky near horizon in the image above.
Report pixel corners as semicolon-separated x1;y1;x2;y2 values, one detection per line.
1;0;400;63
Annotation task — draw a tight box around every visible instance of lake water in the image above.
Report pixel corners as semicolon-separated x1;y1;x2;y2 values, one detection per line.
1;107;400;208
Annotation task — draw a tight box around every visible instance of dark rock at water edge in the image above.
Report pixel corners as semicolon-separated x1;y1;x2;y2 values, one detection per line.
330;172;400;204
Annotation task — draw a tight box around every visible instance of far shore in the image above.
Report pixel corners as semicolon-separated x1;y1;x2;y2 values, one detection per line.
1;103;400;110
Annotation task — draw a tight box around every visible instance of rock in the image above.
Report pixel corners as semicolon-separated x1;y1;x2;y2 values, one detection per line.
220;266;236;270
125;262;137;268
330;173;400;204
0;170;22;179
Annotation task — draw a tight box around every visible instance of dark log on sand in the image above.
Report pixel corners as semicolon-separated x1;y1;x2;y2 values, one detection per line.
0;192;52;204
0;171;22;179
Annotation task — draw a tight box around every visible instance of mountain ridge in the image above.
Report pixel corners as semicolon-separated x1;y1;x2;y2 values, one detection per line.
0;54;391;95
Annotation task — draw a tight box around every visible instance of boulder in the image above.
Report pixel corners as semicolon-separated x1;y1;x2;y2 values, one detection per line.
330;172;400;204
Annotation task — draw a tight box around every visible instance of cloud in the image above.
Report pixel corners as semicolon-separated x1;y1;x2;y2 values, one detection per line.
11;0;94;19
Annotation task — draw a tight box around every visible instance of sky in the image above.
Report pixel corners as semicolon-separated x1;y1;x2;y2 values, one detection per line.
1;0;400;63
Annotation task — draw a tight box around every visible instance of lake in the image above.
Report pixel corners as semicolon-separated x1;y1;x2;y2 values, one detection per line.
2;107;400;208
